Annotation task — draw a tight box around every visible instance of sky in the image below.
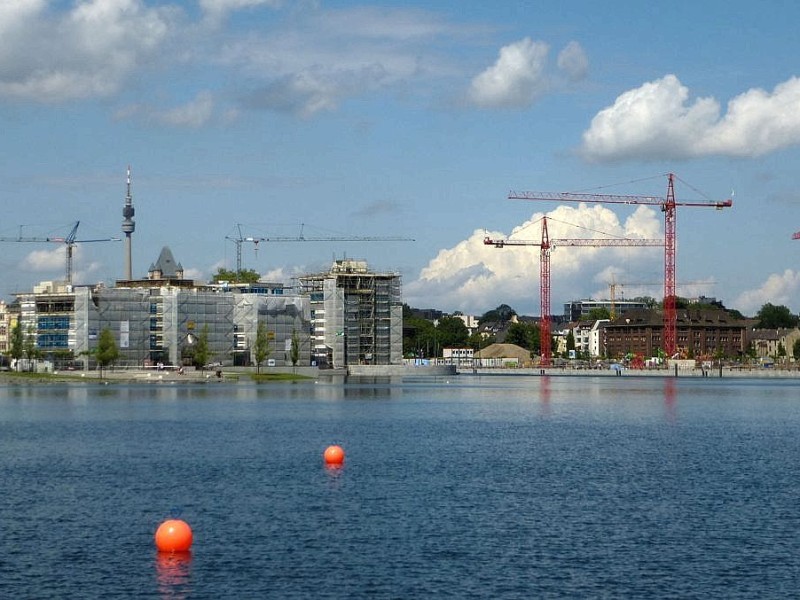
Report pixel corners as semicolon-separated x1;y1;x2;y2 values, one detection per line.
2;0;800;318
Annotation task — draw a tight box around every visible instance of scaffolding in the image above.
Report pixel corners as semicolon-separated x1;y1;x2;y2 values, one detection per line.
298;259;402;368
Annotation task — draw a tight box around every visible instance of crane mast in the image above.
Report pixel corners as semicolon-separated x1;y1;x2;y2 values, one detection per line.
485;216;663;366
508;173;732;358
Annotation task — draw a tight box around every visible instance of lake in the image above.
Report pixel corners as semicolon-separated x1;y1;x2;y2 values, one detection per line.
1;375;799;598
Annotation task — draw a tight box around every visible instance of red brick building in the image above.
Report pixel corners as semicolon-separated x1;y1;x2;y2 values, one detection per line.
602;308;748;359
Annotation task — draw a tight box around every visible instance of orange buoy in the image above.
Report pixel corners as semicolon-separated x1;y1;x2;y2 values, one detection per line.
155;519;193;552
323;444;345;466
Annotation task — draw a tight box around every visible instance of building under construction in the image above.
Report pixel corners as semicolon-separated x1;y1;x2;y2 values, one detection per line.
298;259;402;368
14;247;312;369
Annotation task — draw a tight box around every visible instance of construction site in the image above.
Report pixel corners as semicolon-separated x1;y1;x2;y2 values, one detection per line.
1;168;405;371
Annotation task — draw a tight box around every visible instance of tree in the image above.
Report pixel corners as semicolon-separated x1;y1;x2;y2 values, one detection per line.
505;322;538;351
479;304;516;324
9;323;23;370
793;339;800;361
95;327;119;378
193;325;211;369
254;321;271;373
211;267;261;284
23;326;40;370
403;316;437;357
756;303;798;329
290;329;300;370
468;331;493;351
566;331;576;356
436;315;469;349
582;307;610;321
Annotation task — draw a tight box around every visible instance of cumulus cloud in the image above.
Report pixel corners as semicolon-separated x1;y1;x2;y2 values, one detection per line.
20;243;106;283
581;75;800;162
0;0;172;102
467;39;588;109
732;269;800;315
557;41;588;82
22;246;67;272
404;204;663;314
467;38;550;108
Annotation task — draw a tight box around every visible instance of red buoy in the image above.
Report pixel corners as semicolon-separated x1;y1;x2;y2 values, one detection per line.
323;445;345;466
155;519;193;552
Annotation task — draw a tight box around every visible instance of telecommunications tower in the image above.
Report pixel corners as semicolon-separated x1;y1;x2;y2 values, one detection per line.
122;165;135;280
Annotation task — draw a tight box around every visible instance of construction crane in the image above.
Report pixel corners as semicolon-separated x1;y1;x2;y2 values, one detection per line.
484;216;662;366
225;223;415;279
0;221;120;284
508;172;732;357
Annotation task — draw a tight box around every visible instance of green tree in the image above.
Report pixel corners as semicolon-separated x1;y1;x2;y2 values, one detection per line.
793;339;800;360
436;315;469;349
505;322;538;350
468;331;493;351
211;267;261;284
403;316;437;357
290;329;300;370
23;326;40;370
9;323;23;370
582;307;610;321
254;321;271;373
95;327;119;378
479;304;516;324
566;331;576;356
756;303;799;328
193;325;211;369
777;342;786;358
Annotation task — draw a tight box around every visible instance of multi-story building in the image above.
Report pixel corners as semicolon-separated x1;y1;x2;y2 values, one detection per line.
564;298;649;322
14;247;312;369
748;328;800;360
298;259;402;368
0;300;8;354
602;307;748;359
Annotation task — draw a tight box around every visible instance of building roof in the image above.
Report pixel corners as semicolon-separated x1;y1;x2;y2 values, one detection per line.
149;246;183;278
605;307;749;329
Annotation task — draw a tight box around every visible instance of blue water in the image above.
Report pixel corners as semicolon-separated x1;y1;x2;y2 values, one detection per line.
2;376;800;598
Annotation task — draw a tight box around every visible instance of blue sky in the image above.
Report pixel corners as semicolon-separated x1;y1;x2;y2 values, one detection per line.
2;0;800;317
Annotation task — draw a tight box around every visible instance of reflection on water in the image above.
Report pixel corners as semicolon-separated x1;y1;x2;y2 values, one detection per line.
155;552;192;599
663;377;677;422
539;376;551;416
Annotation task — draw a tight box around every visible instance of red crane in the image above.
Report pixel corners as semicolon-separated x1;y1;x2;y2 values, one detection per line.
508;173;732;358
484;216;663;366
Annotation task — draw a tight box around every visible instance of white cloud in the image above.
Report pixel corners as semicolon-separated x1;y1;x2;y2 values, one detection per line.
224;6;459;117
467;38;550;108
118;91;216;127
581;75;800;162
0;0;172;102
404;204;663;314
732;269;800;315
557;41;588;82
22;245;70;273
158;91;214;127
243;65;391;118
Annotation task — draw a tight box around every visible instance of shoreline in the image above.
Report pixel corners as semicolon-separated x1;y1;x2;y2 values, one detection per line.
2;365;800;384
